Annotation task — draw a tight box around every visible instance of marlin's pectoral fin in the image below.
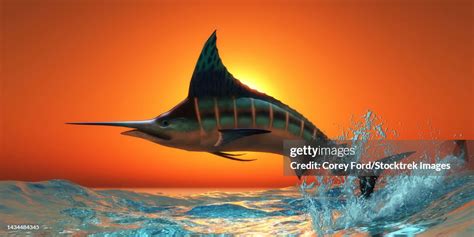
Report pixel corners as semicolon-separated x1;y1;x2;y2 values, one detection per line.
211;152;256;162
214;128;271;147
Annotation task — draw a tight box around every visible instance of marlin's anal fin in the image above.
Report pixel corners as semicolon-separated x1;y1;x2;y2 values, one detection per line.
211;152;255;162
214;129;271;147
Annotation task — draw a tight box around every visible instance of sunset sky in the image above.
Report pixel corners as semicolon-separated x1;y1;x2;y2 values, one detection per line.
1;0;472;188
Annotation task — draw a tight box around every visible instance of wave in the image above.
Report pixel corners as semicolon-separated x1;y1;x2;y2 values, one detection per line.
0;180;303;236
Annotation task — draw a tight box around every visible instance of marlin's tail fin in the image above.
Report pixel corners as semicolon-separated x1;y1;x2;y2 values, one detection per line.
359;151;416;198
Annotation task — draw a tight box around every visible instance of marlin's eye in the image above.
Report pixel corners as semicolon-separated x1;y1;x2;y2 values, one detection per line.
160;120;170;127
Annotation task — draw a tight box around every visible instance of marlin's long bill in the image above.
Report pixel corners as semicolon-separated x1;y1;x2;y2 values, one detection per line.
66;120;154;128
66;119;172;141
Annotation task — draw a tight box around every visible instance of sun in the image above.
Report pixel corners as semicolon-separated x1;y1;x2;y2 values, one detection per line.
232;68;279;97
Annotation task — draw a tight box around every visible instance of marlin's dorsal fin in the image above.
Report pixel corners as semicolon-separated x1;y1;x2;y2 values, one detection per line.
186;31;321;137
188;31;258;98
191;30;226;76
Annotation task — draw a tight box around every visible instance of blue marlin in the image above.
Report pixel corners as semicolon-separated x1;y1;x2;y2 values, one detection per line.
68;31;416;197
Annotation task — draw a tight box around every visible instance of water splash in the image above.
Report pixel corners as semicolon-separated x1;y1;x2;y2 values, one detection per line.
299;110;472;236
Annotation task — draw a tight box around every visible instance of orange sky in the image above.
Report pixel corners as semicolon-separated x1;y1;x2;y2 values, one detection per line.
1;0;472;188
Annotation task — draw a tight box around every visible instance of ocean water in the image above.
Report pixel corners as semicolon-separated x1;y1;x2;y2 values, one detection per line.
0;173;472;236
